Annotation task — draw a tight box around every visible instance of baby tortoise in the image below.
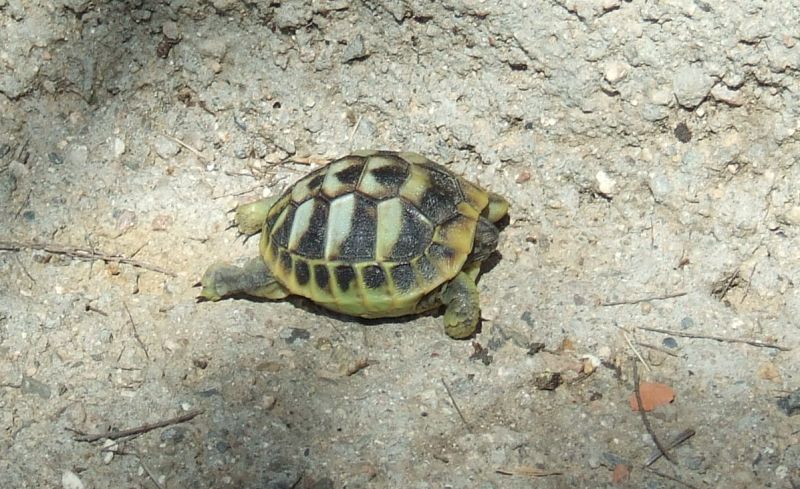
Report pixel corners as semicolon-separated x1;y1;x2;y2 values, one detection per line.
201;150;509;339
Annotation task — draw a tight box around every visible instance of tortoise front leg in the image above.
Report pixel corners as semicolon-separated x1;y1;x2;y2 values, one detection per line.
440;266;481;339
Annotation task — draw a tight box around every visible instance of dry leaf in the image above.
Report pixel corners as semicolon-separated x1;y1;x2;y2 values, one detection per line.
628;382;675;411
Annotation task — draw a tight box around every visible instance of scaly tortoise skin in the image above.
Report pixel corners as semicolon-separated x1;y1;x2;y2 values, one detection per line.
200;150;509;338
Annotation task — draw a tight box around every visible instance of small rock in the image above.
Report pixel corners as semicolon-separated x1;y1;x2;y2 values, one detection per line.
516;169;531;183
211;0;236;12
162;21;180;40
0;172;16;201
661;337;678;349
342;34;368;63
604;61;629;83
160;426;187;444
283;327;310;344
113;137;126;157
153;135;180;159
61;470;85;489
595;170;616;197
198;38;227;60
151;214;173;231
672;65;714;109
647;173;672;203
21;376;51;399
680;317;695;329
711;85;743;106
778;206;800;226
114;209;137;233
102;439;117;464
533;372;562;390
48;152;64;165
64;145;89;167
778;390;800;415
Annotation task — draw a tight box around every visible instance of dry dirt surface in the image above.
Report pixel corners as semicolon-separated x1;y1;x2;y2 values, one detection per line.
1;1;799;488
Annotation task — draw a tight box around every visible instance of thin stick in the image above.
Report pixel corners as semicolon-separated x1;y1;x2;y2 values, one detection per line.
0;239;176;277
348;115;363;151
633;360;674;464
638;326;791;351
441;378;470;429
624;332;651;372
645;467;699;489
645;429;695;466
163;134;208;161
135;452;165;489
637;342;680;357
68;409;204;442
123;302;149;360
602;291;687;306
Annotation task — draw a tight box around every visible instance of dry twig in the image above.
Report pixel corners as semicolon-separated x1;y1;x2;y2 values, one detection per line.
645;429;695;466
638;326;791;351
0;239;175;277
602;291;687;307
441;378;470;429
633;360;674;464
69;409;204;442
645;467;699;489
123;302;149;360
495;466;563;477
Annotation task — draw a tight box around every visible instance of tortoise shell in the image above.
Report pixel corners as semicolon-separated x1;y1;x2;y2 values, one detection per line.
258;150;492;318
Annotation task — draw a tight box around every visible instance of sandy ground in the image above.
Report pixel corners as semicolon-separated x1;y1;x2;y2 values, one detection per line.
1;1;799;488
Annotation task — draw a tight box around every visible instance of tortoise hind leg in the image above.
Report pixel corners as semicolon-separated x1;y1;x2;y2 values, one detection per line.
200;257;289;301
440;265;481;339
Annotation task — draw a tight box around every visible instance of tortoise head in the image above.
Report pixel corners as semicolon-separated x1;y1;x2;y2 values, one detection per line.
484;191;510;223
467;192;510;264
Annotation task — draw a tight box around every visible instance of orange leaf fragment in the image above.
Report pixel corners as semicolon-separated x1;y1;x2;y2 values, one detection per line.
612;463;631;485
628;382;675;411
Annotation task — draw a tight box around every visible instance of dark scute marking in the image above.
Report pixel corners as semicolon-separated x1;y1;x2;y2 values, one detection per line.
417;255;437;281
418;170;463;224
279;249;292;274
335;161;365;185
269;240;279;260
428;243;456;261
314;264;330;290
363;264;386;289
295;200;329;259
295;259;310;286
272;204;297;248
370;163;409;191
307;173;325;191
266;208;280;231
391;263;416;292
334;265;356;292
337;194;377;262
388;204;432;261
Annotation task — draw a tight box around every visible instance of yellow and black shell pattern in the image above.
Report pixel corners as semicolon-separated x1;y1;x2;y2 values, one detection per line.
259;150;491;318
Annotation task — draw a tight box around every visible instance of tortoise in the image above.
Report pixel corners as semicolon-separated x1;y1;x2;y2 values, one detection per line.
200;150;509;339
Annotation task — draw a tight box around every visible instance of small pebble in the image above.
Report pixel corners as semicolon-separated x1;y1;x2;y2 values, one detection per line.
604;61;629;83
595;170;616;197
779;206;800;226
680;317;695;329
672;65;714;109
662;337;678;349
113;137;126;157
153;135;181;159
342;34;367;62
162;21;180;40
61;471;85;489
48;152;64;165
